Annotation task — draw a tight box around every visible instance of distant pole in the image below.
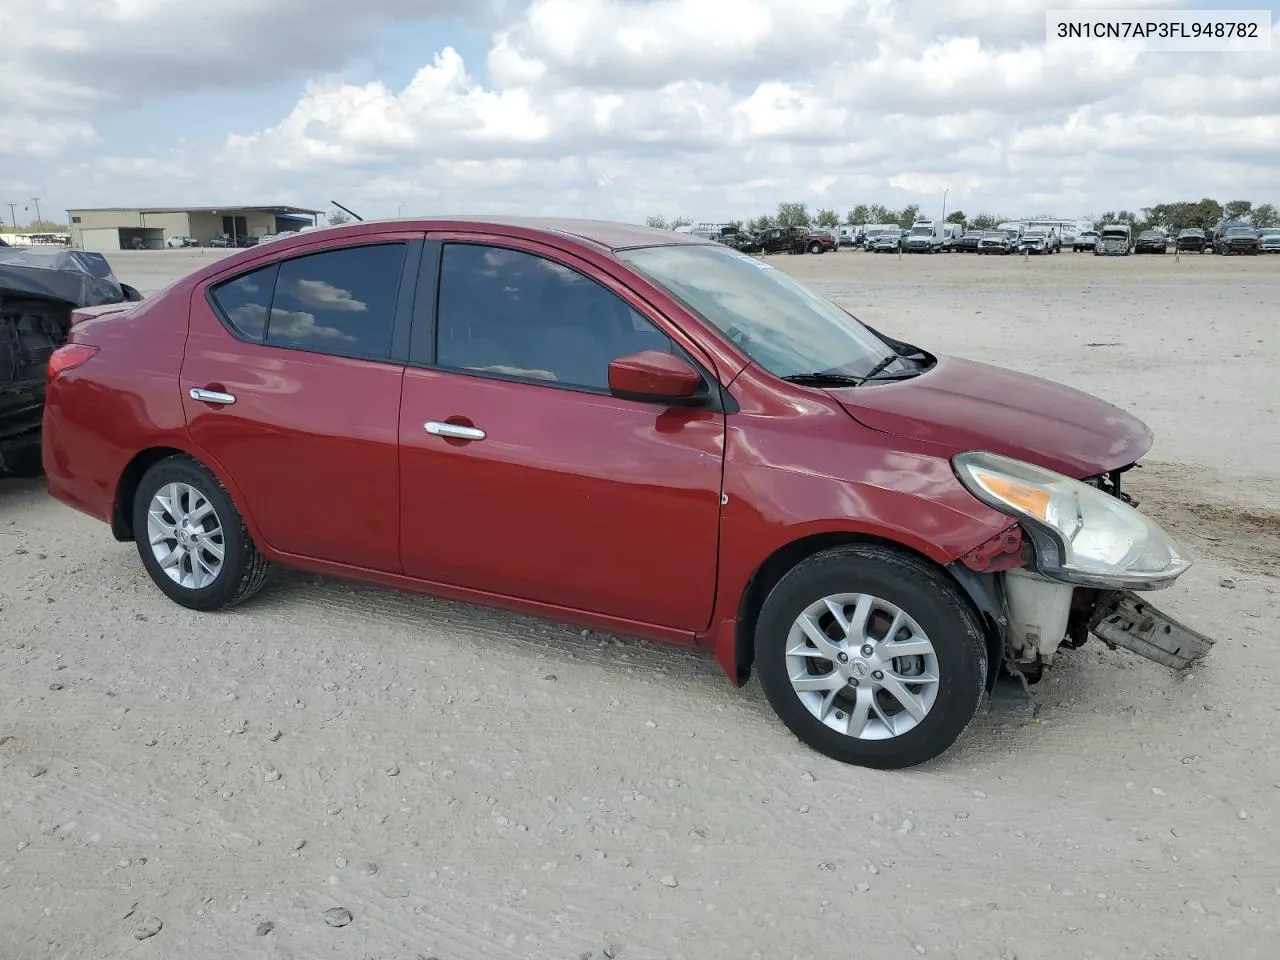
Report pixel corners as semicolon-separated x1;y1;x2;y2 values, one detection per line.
5;202;16;229
31;197;42;223
942;188;949;224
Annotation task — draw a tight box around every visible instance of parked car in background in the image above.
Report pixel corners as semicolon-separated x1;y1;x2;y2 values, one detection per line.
1134;230;1168;254
1017;229;1057;255
1215;224;1260;255
1018;227;1059;253
977;230;1016;255
939;224;961;251
802;229;836;254
716;228;754;251
1174;228;1208;253
1073;230;1099;252
1;247;142;477
166;235;197;248
1257;227;1280;253
958;229;984;252
862;224;899;249
40;216;1212;770
739;227;798;255
869;230;902;253
903;220;944;254
1095;224;1132;256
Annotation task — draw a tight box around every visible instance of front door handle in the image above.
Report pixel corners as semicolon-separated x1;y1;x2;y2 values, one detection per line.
189;387;237;405
424;420;485;441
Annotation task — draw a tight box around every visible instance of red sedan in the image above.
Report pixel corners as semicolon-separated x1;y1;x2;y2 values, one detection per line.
41;217;1209;768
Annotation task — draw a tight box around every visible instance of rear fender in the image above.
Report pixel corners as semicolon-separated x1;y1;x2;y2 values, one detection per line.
112;442;269;553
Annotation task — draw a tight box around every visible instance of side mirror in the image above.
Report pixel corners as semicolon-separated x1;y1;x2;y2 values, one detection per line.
608;350;704;405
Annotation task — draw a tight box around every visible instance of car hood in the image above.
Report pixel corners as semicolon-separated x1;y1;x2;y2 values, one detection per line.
828;355;1153;478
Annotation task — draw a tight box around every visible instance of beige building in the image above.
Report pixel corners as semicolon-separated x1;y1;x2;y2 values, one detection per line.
66;205;323;252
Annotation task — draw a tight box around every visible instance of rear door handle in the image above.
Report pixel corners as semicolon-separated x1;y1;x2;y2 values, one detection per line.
425;421;485;441
189;387;237;405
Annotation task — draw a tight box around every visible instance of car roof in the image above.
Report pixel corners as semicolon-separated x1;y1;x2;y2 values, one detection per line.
324;215;717;252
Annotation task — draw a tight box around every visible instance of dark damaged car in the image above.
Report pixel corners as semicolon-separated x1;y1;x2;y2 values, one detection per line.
1174;228;1208;253
0;248;141;476
1216;225;1260;256
1134;230;1168;254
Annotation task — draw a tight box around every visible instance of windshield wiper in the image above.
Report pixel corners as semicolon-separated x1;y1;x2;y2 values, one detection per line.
861;353;904;380
781;372;866;387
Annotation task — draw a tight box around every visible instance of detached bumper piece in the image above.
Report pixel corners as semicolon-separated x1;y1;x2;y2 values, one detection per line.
1089;591;1215;670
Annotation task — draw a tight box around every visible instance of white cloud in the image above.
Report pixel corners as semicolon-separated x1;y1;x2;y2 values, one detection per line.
3;0;1278;223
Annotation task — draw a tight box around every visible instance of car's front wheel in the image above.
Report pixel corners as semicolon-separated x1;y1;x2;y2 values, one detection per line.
754;544;988;769
132;455;272;611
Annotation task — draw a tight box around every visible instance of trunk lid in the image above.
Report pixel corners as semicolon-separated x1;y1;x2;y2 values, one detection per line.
828;355;1153;478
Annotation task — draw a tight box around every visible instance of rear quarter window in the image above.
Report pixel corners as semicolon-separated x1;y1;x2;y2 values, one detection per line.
208;263;278;341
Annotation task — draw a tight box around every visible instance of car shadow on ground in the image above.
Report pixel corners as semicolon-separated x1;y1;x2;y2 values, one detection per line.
5;476;1065;770
245;565;1049;766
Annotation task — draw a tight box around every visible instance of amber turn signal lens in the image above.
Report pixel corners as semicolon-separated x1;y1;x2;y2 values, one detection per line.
973;472;1052;519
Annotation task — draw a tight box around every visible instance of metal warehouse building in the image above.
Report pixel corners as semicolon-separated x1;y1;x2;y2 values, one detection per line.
66;205;323;252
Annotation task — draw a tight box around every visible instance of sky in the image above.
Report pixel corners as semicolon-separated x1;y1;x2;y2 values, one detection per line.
1;0;1277;226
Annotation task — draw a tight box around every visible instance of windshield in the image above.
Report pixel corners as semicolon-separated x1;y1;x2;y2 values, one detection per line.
909;226;931;235
1226;227;1255;236
1259;228;1280;236
618;243;897;379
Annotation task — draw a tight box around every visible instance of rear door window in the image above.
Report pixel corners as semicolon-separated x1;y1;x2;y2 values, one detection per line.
266;243;406;360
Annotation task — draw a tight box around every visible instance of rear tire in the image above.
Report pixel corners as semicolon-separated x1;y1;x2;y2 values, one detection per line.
754;544;988;769
132;455;272;612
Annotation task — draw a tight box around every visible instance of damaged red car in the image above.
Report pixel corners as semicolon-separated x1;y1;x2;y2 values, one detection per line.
41;217;1213;769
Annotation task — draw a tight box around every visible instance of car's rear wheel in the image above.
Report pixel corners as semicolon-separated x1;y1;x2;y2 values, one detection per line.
132;455;272;611
754;544;988;769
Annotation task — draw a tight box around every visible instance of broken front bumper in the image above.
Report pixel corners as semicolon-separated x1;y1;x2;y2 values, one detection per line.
1089;591;1215;670
1000;568;1216;672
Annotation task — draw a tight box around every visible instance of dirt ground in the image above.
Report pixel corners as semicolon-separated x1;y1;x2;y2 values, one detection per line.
1;247;1277;960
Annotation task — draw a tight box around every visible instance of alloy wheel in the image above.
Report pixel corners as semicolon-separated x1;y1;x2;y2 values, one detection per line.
785;593;939;740
146;482;225;589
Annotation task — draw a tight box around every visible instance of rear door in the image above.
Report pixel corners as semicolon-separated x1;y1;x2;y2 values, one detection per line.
182;231;423;570
396;235;726;631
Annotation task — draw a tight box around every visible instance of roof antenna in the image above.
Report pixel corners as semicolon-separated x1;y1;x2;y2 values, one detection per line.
330;201;363;222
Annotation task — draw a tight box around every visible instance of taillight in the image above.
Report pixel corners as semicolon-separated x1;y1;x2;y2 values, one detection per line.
47;344;99;381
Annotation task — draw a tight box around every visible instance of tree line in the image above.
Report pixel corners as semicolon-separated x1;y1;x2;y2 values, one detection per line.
2;219;69;233
648;198;1278;235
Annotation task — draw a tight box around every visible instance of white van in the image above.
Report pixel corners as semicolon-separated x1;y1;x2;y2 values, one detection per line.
904;219;944;254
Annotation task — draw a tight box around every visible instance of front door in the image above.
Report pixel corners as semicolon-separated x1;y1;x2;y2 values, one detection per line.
182;233;422;571
397;237;725;631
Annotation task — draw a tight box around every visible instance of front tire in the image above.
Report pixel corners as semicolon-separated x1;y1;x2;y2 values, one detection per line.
132;455;272;611
754;544;988;769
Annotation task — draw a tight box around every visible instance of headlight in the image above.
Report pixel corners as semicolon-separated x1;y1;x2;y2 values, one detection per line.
952;451;1192;589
